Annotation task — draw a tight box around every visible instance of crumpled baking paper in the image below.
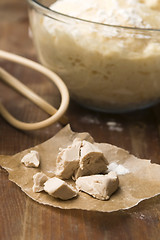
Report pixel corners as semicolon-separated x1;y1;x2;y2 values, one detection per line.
0;125;160;212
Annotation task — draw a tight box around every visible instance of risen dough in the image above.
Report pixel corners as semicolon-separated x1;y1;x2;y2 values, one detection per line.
30;0;160;111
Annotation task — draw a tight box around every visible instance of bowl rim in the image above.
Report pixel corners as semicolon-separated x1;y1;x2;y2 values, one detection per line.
27;0;160;32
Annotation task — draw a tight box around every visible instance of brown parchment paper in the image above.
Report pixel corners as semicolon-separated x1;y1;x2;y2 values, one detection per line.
1;125;160;212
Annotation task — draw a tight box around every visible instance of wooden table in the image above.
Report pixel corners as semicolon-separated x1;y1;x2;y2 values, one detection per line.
0;1;160;239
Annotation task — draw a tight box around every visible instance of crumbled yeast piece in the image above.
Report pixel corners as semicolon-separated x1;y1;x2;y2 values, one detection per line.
73;140;108;179
76;171;119;200
32;172;49;193
55;138;108;180
55;138;82;179
21;150;40;167
44;177;78;200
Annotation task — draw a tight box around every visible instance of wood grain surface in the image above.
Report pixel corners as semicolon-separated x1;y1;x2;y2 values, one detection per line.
0;0;160;239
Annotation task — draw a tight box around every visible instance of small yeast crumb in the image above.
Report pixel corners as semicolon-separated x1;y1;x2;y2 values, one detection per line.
76;171;119;200
44;177;78;200
32;172;49;193
21;150;40;168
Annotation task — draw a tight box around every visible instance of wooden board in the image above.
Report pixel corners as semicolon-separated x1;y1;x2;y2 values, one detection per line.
0;1;160;239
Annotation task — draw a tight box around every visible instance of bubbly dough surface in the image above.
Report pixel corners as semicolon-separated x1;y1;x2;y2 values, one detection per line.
30;0;160;111
49;0;160;28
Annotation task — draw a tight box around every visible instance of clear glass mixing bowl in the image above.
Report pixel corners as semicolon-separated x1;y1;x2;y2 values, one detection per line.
27;0;160;112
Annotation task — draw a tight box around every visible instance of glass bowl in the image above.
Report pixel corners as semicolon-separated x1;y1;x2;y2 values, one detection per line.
27;0;160;112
